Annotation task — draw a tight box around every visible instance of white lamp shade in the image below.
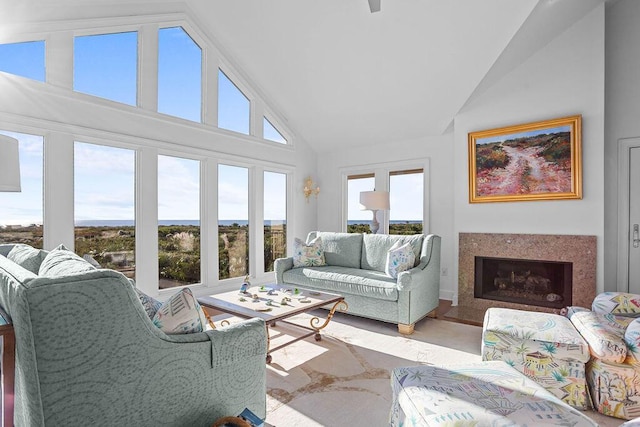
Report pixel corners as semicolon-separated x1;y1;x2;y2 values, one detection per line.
0;135;21;192
359;190;390;210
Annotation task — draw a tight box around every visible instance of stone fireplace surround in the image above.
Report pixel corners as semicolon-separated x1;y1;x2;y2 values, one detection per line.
446;232;597;325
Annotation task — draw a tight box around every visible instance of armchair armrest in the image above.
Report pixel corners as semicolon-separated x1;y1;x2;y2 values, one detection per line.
274;257;294;284
625;318;640;365
592;292;640;317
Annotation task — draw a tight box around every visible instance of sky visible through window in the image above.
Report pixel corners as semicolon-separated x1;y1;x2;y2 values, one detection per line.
0;30;422;228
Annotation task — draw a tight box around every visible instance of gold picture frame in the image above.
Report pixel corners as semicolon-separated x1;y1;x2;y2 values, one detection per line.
468;115;582;203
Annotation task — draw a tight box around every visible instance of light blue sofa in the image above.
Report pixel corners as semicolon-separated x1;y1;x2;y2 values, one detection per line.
275;232;441;334
0;243;267;427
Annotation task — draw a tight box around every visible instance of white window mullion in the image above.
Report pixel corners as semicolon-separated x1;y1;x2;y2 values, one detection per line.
138;23;159;111
43;132;75;250
46;31;73;89
252;166;265;277
135;146;159;297
203;157;219;288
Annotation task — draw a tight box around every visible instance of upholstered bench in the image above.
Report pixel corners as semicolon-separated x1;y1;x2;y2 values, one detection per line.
482;307;591;410
389;361;597;426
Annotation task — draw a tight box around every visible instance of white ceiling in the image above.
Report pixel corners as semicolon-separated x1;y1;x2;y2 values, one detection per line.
1;0;605;152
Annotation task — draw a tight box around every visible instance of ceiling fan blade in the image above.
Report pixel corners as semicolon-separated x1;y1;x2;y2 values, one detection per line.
368;0;381;13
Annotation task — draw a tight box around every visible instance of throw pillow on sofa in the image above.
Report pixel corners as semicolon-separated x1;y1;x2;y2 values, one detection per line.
152;288;207;334
39;244;97;277
135;288;163;319
7;244;47;274
293;236;326;267
385;241;415;279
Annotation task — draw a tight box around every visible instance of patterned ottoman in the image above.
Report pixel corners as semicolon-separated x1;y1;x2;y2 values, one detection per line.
482;307;591;410
389;361;597;426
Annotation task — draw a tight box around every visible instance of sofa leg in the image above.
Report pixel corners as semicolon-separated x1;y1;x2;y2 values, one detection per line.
398;323;415;335
427;308;438;318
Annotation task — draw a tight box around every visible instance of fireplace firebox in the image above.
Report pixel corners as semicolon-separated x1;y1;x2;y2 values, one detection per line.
474;256;572;309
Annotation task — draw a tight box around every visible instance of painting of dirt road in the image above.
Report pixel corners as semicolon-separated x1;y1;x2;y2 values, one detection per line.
469;115;582;203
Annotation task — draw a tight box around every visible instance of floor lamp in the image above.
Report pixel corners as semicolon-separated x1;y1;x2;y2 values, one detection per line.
360;190;390;234
0;135;21;192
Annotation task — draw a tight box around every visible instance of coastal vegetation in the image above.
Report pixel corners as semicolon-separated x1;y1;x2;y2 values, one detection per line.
1;222;420;285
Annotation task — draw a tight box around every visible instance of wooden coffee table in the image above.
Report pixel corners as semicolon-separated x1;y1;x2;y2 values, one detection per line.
198;286;347;363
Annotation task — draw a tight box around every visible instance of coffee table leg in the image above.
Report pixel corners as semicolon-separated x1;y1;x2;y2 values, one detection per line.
310;300;348;341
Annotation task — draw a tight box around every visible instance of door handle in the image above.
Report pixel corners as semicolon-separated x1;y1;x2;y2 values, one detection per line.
634;224;640;248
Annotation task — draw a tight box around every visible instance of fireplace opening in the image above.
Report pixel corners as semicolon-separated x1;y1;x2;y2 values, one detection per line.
474;256;572;309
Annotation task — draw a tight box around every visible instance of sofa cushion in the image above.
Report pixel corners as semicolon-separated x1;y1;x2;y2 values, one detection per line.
282;265;398;301
361;234;423;272
152;287;207;334
293;236;326;267
39;244;97;277
7;244;47;274
311;232;362;269
569;310;630;363
385;242;415;279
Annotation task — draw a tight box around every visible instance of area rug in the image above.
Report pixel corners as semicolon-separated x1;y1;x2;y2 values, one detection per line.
262;310;622;427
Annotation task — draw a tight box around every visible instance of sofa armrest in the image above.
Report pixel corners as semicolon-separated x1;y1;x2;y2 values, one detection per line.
274;257;294;284
397;267;428;291
570;310;628;363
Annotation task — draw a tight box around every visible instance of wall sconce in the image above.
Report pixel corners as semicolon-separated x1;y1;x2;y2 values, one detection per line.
303;176;320;202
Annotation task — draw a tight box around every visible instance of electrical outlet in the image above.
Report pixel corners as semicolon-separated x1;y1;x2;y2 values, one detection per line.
441;267;448;276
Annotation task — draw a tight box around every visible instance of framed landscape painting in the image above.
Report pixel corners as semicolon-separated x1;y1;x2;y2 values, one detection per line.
468;115;582;203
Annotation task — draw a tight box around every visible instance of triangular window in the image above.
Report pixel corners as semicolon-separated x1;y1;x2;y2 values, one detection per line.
218;69;250;135
263;117;287;144
74;32;138;105
0;41;45;82
158;27;202;122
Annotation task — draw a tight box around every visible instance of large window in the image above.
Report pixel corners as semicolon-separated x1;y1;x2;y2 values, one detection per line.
218;69;250;135
0;41;45;82
158;155;201;288
264;171;286;272
347;173;375;233
0;131;44;247
158;27;202;122
74;142;136;277
74;32;138;105
218;164;249;279
389;169;424;234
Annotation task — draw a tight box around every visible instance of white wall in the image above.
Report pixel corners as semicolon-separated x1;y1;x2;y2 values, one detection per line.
453;5;605;297
316;134;456;300
604;0;640;290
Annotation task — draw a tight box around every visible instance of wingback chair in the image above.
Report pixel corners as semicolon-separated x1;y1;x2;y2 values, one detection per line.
567;292;640;420
0;244;267;427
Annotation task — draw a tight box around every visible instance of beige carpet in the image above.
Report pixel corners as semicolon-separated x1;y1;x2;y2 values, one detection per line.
262;310;623;427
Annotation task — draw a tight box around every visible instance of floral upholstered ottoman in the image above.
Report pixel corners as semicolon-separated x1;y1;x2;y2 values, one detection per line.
389;361;597;426
482;307;591;410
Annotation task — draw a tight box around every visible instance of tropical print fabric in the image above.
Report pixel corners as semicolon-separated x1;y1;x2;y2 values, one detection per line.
482;307;590;410
389;361;597;427
593;292;640;317
567;292;640;420
293;236;326;267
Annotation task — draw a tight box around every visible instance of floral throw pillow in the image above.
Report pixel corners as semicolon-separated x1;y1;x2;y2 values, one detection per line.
152;288;207;334
293;236;326;268
385;241;416;279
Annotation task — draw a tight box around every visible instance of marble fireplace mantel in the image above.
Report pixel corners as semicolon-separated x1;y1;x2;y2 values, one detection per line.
445;232;597;325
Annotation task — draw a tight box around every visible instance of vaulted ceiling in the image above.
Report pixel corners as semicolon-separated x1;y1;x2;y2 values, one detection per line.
1;0;605;152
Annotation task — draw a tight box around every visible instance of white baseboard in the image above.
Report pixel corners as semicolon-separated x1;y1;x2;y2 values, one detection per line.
439;289;455;302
